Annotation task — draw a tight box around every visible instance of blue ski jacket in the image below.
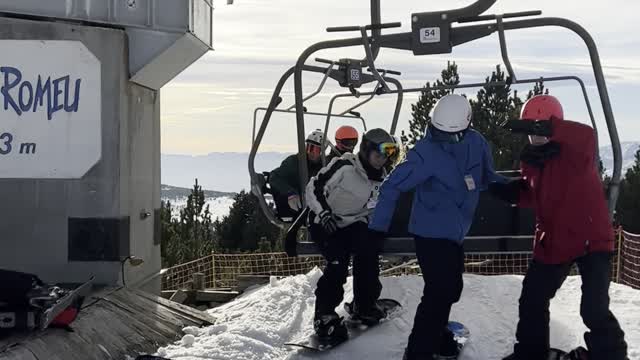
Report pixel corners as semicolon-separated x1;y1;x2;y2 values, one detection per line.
369;129;508;243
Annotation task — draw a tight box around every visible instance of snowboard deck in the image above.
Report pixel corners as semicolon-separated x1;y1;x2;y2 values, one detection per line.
284;298;401;352
41;276;94;330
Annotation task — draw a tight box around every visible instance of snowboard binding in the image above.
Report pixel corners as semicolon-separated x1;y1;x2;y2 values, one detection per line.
0;269;93;335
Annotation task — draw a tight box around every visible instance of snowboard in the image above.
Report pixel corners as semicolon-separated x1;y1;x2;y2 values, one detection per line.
284;298;401;351
41;276;94;330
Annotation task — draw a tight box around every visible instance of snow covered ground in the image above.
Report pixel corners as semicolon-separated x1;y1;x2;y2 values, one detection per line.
155;269;640;360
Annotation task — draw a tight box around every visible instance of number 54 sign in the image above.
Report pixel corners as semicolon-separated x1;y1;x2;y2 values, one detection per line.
420;27;441;44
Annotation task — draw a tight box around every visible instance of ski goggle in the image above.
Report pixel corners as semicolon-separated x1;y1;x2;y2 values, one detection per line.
376;142;399;158
306;143;321;157
336;138;358;149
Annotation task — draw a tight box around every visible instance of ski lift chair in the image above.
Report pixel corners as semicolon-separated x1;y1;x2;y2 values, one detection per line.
250;60;403;224
250;0;623;257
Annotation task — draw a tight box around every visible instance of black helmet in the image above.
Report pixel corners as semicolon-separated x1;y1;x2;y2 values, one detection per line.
359;128;398;159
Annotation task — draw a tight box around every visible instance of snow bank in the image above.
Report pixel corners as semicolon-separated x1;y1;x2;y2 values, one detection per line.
155;269;640;360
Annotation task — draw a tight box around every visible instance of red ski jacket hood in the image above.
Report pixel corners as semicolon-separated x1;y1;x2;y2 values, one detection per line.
519;119;614;264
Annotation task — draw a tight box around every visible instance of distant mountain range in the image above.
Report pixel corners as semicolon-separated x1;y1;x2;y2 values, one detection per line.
161;184;235;199
599;141;639;176
162;143;639;193
162;152;290;193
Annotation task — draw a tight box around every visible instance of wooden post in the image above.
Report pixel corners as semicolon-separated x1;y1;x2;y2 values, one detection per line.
616;228;623;283
193;272;205;291
211;253;217;289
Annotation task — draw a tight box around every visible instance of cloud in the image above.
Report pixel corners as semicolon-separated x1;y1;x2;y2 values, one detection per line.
161;0;640;154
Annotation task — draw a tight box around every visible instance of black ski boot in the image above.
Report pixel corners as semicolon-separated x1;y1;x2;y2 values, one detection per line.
437;328;460;358
402;347;435;360
562;347;589;360
344;301;387;326
502;350;565;360
313;313;348;340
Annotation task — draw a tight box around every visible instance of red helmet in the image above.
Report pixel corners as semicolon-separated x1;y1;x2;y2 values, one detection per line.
335;125;359;152
335;125;359;141
520;95;564;121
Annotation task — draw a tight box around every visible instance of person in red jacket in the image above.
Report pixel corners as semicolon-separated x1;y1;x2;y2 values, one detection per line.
494;95;628;360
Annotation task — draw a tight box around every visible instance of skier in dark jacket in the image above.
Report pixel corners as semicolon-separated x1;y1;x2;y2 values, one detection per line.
306;128;399;341
369;94;509;359
495;95;628;360
269;129;324;219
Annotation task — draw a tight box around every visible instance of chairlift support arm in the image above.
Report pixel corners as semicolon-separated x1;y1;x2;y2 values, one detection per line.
285;62;336;111
293;14;622;216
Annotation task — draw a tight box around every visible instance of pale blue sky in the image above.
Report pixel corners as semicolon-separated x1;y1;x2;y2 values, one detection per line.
161;0;640;154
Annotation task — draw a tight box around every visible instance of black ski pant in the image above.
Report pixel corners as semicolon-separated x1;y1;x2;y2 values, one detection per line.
406;237;464;358
273;193;300;220
513;252;628;360
312;222;383;318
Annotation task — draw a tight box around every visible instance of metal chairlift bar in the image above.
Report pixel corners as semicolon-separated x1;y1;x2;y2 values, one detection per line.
412;0;497;23
338;92;377;116
326;22;401;33
286;62;336;111
316;57;349;66
249;67;296;229
496;16;517;82
252;108;365;145
318;75;597;164
457;10;542;24
250;61;384;226
337;69;387;116
453;16;622;214
367;67;402;76
360;27;391;93
320;94;370;166
319;74;403;166
292;15;621;218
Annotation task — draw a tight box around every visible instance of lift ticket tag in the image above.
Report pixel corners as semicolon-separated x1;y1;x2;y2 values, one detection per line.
464;175;476;191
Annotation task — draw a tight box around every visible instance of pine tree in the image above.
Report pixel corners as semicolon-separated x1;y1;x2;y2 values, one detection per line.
160;200;180;267
213;191;283;252
470;65;531;170
160;179;217;267
617;149;640;233
407;61;460;146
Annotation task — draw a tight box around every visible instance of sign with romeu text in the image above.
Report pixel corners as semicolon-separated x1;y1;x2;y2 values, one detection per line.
0;40;101;178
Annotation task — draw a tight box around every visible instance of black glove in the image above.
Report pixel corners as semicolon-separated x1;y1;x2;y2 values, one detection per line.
502;119;553;137
318;210;339;235
488;178;527;204
520;142;561;169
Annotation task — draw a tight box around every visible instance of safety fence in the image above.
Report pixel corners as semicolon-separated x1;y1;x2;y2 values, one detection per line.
162;252;325;290
619;230;640;290
161;230;638;291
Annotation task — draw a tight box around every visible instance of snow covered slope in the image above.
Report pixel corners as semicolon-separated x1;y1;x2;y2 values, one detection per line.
155;269;640;360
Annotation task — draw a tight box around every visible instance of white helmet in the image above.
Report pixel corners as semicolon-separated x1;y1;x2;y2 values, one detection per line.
430;94;472;133
306;129;324;146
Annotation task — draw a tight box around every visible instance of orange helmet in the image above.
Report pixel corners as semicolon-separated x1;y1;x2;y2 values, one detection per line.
335;125;359;152
520;95;564;121
335;125;359;140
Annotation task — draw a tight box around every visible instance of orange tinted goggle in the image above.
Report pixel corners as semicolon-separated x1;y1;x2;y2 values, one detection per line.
377;142;399;158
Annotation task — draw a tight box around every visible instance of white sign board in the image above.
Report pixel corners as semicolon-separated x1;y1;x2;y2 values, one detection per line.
420;27;441;44
0;40;101;178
